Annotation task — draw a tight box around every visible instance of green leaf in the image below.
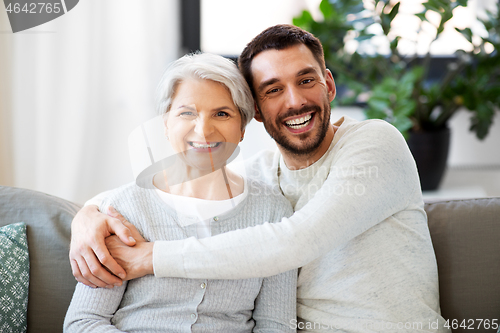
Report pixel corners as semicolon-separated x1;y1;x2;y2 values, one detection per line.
293;10;315;29
433;0;448;9
398;74;417;98
437;24;445;36
392;115;414;133
388;2;400;22
441;8;453;25
410;66;425;80
319;0;334;19
469;104;494;140
416;12;427;22
355;32;376;42
367;99;390;113
365;107;389;120
456;27;473;43
395;101;416;117
423;1;442;14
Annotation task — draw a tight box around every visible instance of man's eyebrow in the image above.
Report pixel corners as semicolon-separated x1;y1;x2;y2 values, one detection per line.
297;67;319;77
257;78;279;93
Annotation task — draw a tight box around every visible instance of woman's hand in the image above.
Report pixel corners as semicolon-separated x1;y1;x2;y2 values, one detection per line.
69;205;137;288
106;227;154;281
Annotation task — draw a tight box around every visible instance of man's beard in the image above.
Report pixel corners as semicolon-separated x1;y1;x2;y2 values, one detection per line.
259;102;331;156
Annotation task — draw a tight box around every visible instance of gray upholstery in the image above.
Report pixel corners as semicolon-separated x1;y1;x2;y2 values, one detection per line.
0;186;80;333
0;185;499;332
425;198;500;331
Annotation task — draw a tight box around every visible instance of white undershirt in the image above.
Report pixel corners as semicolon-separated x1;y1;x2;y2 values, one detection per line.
153;176;248;238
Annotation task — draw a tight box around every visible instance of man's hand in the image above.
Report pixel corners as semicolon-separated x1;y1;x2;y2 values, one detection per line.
106;223;154;281
69;205;136;288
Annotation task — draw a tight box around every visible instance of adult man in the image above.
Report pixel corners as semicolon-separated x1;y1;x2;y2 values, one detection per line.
71;25;448;332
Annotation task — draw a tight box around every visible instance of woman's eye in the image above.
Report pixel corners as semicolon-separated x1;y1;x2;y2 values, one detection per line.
180;111;196;117
216;111;229;118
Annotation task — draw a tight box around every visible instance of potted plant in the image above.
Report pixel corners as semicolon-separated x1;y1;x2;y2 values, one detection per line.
293;0;500;190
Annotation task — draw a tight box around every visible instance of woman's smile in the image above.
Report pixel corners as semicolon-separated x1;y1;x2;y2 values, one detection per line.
188;141;222;150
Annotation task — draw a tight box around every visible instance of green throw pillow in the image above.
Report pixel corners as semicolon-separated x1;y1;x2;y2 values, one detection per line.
0;222;29;333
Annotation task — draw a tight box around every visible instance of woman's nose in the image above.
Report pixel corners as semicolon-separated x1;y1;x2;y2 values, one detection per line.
285;86;307;110
193;116;214;138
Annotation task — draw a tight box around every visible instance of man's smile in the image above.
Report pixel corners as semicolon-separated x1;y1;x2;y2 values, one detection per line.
282;111;316;134
284;112;313;129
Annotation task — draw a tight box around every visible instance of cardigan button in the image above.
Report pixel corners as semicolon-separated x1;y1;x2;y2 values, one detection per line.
213;216;219;221
201;282;206;289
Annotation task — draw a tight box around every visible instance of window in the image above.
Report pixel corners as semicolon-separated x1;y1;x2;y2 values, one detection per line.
201;0;322;56
198;0;497;57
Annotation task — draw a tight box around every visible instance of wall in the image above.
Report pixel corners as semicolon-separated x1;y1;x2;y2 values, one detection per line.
0;6;13;186
1;0;181;204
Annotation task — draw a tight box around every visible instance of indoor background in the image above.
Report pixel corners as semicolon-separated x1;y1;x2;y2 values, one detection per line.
1;0;499;205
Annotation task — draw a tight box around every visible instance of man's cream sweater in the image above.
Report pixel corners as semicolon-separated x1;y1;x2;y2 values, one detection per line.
152;117;449;332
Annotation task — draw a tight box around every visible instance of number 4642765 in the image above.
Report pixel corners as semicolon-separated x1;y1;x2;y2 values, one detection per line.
6;3;62;14
444;319;498;330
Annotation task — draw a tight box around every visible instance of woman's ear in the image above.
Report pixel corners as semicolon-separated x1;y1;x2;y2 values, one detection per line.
163;112;170;139
240;129;245;142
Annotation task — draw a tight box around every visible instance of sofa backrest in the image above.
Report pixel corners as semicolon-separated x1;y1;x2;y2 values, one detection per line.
425;197;500;331
0;186;81;333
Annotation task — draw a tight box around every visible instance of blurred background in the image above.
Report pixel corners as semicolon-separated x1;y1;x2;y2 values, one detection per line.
1;0;499;204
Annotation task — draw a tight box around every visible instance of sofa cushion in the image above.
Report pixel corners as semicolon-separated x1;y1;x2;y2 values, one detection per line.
0;222;29;332
425;197;500;329
0;186;81;333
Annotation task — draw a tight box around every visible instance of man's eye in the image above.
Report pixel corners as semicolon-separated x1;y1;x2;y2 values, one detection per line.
266;88;280;94
300;79;313;85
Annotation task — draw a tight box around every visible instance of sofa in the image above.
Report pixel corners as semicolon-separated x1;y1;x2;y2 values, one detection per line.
0;185;499;332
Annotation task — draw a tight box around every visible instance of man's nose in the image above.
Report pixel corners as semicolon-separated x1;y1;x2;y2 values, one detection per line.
285;85;307;110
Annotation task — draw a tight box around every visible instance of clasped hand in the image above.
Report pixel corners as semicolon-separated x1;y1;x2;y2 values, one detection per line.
69;205;153;288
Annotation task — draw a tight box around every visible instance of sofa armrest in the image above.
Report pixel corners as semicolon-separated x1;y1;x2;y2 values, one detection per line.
0;186;81;333
425;197;500;331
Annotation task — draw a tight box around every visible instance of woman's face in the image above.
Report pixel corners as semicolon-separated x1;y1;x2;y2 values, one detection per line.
165;78;244;171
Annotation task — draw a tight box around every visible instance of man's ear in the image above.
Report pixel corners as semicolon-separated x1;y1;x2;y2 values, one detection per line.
326;69;336;103
253;102;263;123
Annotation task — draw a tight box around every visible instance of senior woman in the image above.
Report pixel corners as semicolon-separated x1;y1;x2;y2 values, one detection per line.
63;53;297;332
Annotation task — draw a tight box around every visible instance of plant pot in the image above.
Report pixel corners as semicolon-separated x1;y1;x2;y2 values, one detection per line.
407;127;450;191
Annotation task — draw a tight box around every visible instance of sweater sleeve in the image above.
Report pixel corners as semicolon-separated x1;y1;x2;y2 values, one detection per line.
153;121;419;279
63;282;127;332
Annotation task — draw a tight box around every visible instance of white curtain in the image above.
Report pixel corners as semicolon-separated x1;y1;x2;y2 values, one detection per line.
0;0;180;204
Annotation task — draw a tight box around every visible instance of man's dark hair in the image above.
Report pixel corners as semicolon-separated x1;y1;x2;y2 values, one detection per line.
238;24;326;97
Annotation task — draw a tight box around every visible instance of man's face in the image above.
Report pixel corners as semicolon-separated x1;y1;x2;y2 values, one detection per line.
251;44;336;156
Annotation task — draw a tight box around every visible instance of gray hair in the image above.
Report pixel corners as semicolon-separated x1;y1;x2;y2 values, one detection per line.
156;52;255;128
